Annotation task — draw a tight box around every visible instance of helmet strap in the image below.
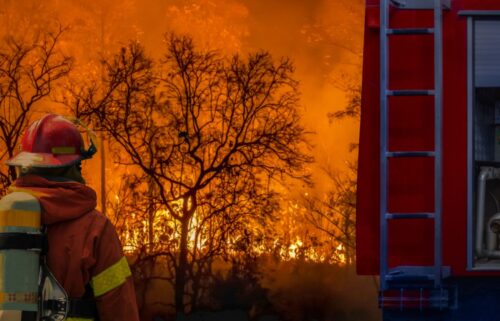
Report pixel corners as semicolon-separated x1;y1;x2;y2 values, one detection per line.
81;138;97;160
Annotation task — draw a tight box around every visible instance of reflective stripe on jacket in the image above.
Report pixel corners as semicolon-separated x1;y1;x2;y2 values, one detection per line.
91;256;131;297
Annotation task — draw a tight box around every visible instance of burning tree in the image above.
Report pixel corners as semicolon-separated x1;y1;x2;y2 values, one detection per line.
71;34;312;315
301;164;357;265
302;86;360;266
0;29;72;193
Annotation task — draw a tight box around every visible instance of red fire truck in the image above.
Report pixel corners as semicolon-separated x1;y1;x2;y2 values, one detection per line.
357;0;500;320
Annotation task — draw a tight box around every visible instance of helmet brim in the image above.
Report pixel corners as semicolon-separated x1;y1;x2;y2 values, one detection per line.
5;152;82;168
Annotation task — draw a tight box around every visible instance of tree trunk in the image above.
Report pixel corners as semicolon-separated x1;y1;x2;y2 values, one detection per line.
148;207;154;252
148;177;154;253
100;133;106;215
175;218;190;315
190;265;200;311
8;166;16;183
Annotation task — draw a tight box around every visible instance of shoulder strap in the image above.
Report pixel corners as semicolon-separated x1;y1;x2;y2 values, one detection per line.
41;272;99;320
67;298;98;319
44;297;97;320
66;284;98;320
0;233;46;251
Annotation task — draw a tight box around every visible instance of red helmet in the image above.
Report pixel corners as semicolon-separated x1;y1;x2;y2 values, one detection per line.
6;114;96;168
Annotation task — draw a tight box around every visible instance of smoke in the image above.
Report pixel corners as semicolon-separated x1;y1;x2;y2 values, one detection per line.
0;0;363;175
241;0;364;191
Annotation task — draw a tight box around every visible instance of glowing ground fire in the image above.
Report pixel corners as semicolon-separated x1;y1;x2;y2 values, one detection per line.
120;205;348;266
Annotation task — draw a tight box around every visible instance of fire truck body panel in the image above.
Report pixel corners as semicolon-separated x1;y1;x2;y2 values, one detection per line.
357;0;500;280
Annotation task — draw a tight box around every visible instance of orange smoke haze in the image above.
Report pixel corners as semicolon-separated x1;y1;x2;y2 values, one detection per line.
0;0;364;263
0;0;363;188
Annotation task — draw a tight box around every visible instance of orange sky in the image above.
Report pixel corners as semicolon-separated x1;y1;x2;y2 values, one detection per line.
0;0;364;197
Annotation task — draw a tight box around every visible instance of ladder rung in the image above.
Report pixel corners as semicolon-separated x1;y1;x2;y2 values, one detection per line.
387;90;435;96
386;213;435;220
386;151;435;158
385;274;435;282
386;266;438;282
380;297;448;302
387;28;434;35
390;0;451;10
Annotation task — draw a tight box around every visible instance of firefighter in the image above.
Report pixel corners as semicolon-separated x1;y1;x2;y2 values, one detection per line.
4;114;140;321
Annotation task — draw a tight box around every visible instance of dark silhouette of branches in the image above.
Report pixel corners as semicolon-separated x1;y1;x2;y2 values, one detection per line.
0;27;72;193
302;163;356;265
70;34;312;315
328;83;360;122
327;68;361;151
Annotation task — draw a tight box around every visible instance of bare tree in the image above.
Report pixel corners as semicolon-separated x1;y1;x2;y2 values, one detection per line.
302;163;356;265
297;71;361;264
0;28;72;193
301;79;360;265
70;35;312;314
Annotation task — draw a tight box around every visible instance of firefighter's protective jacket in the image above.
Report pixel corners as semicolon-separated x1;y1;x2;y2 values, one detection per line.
12;175;140;321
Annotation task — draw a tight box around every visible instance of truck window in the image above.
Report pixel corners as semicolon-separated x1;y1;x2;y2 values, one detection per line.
470;19;500;270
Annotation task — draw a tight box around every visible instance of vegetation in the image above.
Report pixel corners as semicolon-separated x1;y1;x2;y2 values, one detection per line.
0;28;71;192
70;35;312;314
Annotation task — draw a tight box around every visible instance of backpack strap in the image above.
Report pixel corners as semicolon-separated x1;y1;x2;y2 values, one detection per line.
67;284;98;320
67;298;98;319
44;298;97;320
0;233;46;251
40;256;99;321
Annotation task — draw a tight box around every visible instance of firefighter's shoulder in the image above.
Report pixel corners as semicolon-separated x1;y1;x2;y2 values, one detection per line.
86;208;114;227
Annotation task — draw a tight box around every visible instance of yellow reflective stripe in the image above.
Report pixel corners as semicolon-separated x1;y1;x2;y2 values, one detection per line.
67;318;93;321
51;146;76;154
91;256;131;297
0;209;40;228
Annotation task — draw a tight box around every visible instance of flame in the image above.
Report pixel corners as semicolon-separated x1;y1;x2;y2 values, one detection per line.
336;244;346;265
120;216;347;265
288;238;303;259
120;197;349;266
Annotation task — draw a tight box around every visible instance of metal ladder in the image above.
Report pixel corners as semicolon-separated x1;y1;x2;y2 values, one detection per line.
379;0;451;308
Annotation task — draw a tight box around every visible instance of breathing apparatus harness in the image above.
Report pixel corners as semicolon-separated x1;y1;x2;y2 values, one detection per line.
0;228;98;321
